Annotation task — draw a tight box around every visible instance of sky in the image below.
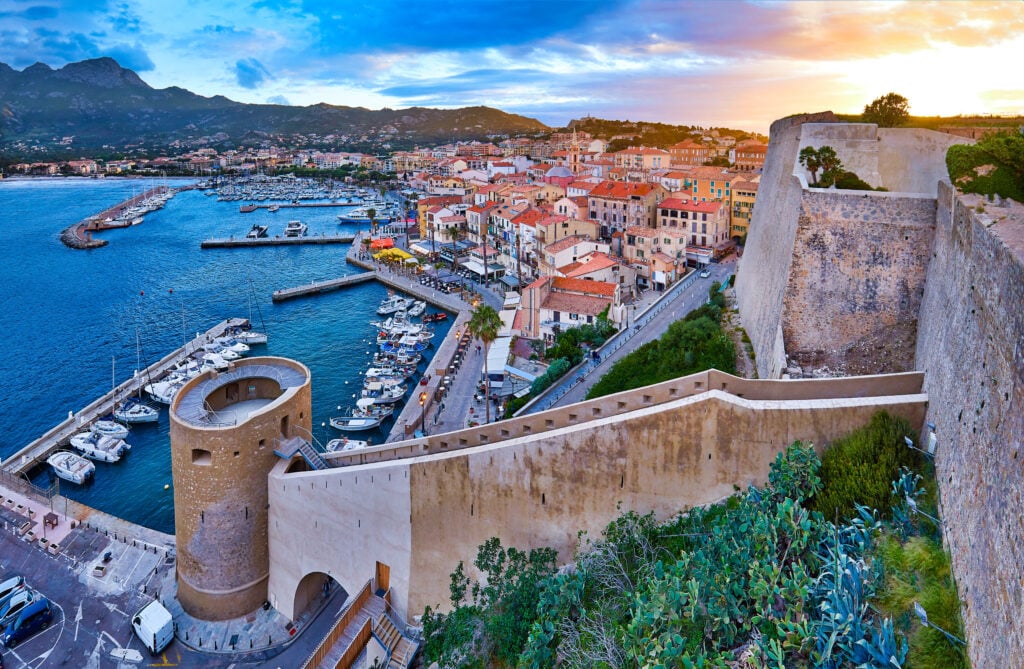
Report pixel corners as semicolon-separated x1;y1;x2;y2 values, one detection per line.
1;0;1022;133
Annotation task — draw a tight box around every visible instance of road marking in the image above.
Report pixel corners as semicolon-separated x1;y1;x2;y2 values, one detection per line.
149;650;179;666
74;601;82;641
103;601;129;617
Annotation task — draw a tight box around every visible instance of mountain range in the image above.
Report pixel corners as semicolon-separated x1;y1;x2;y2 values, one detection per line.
0;58;549;158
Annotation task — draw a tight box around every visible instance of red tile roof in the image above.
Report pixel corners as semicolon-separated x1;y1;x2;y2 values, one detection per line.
658;197;723;213
552;276;617;296
588;181;659;200
544;234;591;253
542;292;612;316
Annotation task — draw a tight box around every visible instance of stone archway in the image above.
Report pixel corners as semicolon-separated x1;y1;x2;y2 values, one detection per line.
292;571;348;621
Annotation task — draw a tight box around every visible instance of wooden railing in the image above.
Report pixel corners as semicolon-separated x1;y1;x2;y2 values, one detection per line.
336;619;372;669
301;578;373;669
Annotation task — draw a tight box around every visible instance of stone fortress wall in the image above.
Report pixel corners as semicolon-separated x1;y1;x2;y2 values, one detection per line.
915;182;1024;665
266;370;925;621
737;114;1024;664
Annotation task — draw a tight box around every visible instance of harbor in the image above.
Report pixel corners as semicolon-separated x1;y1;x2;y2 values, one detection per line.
272;271;376;301
2;317;248;478
60;185;177;249
202;233;355;248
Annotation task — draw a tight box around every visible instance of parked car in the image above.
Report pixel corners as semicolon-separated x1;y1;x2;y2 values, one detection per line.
1;598;51;648
0;589;35;627
0;576;23;604
700;269;711;278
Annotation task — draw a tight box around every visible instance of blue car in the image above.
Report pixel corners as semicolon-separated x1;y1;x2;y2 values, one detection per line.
1;598;52;648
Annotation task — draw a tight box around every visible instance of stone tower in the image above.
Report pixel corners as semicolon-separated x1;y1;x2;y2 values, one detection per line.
169;356;311;621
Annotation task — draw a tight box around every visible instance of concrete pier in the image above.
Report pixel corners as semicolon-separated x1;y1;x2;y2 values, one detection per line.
202;234;355;248
271;272;376;302
2;318;248;477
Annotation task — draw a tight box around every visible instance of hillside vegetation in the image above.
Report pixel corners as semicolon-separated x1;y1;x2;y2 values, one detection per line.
421;412;967;668
585;282;735;399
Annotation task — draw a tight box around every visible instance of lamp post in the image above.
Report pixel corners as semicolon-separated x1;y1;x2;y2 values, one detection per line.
419;391;428;437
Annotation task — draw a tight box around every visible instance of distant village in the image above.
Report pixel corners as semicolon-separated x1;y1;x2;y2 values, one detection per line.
9;129;766;343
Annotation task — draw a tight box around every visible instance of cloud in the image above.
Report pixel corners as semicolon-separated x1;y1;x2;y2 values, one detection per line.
102;42;155;71
235;57;272;88
267;94;290;105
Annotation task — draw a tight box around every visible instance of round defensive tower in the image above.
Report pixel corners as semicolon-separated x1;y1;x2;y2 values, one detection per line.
169;356;312;621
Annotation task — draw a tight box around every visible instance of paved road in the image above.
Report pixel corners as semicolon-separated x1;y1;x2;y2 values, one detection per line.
530;258;738;412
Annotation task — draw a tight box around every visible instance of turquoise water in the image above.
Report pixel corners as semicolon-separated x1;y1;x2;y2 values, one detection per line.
0;178;447;533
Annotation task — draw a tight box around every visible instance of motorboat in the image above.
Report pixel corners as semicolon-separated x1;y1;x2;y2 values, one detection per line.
329;399;392;431
268;204;280;212
113;398;159;424
232;329;268;345
284;220;308;237
70;431;129;463
247;224;268;239
363;374;406;392
203;342;244;359
365;365;414;380
422;312;449;323
376;295;411;315
337;206;394;225
361;381;406;404
214;338;250;355
145;378;185;405
325;438;370;453
380;340;427;355
407;301;427;317
91;419;129;440
47;450;95;484
199;352;232;371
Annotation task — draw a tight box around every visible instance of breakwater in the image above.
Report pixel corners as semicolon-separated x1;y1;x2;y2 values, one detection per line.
202;234;355;249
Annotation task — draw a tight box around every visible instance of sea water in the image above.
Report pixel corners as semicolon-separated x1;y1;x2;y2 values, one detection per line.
0;178;448;533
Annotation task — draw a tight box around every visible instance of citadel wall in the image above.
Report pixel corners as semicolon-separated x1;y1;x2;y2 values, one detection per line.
266;372;925;621
916;182;1024;666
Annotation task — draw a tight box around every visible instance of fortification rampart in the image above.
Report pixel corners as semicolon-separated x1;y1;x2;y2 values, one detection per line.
737;116;971;378
265;371;925;622
916;182;1024;666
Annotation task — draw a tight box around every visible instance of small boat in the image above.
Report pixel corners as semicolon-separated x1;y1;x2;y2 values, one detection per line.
114;398;159;424
232;329;267;345
268;204;280;212
376;294;411;315
247;224;268;239
48;450;95;484
408;301;427;317
337;206;395;225
145;378;185;405
70;431;129;463
214;338;250;355
329;415;384;431
361;381;406;404
284;220;308;237
92;419;129;440
325;438;370;453
239;204;257;213
422;312;449;323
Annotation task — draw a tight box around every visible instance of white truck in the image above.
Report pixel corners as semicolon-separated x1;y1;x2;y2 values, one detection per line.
132;600;173;655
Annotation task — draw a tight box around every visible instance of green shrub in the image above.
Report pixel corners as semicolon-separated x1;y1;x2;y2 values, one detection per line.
811;411;923;521
946;132;1024;202
834;170;876;190
530;357;571;395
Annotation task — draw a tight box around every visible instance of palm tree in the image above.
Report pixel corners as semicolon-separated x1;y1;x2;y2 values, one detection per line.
366;207;377;235
467;304;502;423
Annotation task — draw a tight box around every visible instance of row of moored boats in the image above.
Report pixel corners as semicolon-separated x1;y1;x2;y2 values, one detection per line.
46;325;268;485
326;294;444;436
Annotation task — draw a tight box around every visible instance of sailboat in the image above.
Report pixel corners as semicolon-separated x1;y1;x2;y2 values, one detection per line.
114;341;159;424
231;274;268;345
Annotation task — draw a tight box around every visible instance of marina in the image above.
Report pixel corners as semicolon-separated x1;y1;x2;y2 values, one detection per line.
60;185;177;249
2;318;249;478
272;271;376;301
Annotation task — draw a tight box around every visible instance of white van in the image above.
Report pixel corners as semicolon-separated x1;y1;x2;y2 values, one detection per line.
132;600;173;655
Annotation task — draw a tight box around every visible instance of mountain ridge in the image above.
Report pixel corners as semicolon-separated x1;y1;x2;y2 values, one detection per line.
0;57;550;158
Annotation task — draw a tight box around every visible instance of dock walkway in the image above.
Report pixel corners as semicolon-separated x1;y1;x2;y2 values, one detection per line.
202;234;355;249
272;272;376;302
2;318;248;477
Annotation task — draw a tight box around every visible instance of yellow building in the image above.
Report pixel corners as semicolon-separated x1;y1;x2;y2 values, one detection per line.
730;176;760;242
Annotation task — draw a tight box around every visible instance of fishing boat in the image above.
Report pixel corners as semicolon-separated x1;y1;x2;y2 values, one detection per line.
284;220;308;237
70;431;129;463
246;224;268;239
239;204;257;213
407;300;427;317
91;419;129;440
268;204;280;212
361;381;406;404
47;450;95;484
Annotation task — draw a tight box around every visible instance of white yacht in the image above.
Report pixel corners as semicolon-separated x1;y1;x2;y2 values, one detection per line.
407;300;427;317
92;419;129;440
284;220;308;237
376;295;411;315
70;431;129;463
325;438;370;453
113;398;159;424
48;450;95;484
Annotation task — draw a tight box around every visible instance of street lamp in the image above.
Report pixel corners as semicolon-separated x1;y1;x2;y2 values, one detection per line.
419;391;428;436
